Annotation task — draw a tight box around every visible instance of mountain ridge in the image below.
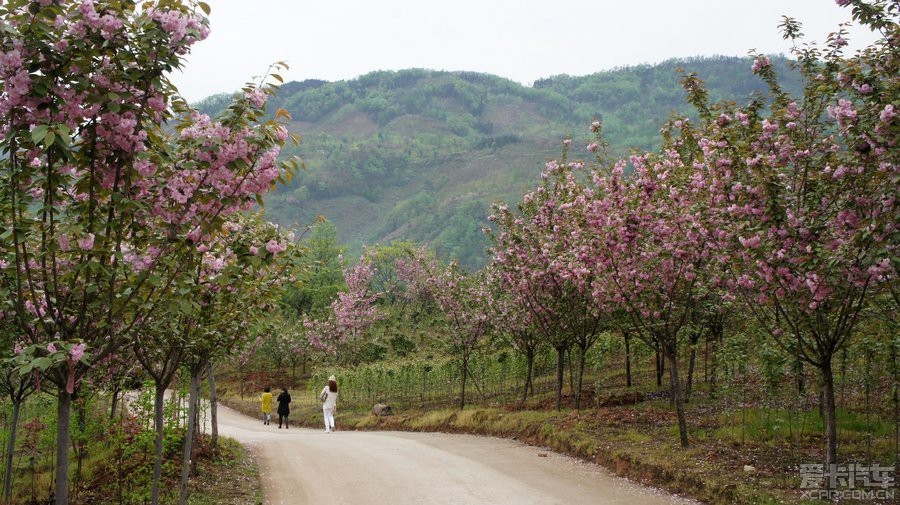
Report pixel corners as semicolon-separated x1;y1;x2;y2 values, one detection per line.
195;55;802;267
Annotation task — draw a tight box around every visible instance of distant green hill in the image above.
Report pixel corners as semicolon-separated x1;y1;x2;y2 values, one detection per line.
195;56;802;268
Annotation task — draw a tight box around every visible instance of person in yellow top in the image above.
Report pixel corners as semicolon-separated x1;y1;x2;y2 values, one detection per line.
260;386;273;425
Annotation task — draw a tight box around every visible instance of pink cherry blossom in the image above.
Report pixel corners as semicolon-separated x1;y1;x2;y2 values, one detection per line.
70;343;86;362
77;233;95;250
751;56;771;73
265;240;285;254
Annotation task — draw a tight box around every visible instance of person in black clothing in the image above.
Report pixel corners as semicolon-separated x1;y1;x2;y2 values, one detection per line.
277;388;291;429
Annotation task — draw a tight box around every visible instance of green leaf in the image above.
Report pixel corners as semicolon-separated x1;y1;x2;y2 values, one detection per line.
55;132;72;150
198;1;211;15
32;357;53;371
32;81;48;96
31;125;49;144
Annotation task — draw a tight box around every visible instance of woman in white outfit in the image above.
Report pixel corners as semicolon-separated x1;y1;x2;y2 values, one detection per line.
320;375;338;432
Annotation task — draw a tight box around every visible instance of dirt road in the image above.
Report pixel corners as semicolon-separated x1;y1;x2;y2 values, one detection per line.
216;404;694;505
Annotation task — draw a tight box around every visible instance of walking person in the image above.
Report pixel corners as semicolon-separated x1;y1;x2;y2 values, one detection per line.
277;387;291;429
260;386;273;426
320;375;338;433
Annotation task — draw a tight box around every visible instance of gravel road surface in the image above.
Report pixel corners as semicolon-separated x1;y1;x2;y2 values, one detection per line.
216;404;694;505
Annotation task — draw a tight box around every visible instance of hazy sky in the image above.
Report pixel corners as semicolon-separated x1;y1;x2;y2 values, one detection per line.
174;0;879;101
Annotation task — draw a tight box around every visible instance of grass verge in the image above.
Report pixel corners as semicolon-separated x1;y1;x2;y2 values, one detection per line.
58;434;262;505
180;436;264;505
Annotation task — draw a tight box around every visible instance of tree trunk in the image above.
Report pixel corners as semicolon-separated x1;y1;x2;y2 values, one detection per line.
555;346;565;411
173;376;179;424
821;361;838;471
624;331;632;388
4;401;21;502
459;355;467;410
795;358;805;396
655;341;664;387
574;344;587;410
709;336;718;400
703;336;708;384
522;348;534;403
686;342;698;402
818;381;825;419
891;344;898;469
54;391;72;505
110;388;120;420
567;347;575;393
151;384;166;505
839;348;847;409
193;390;201;442
209;363;218;449
528;359;535;396
421;368;426;403
179;370;201;505
666;348;690;448
73;397;86;498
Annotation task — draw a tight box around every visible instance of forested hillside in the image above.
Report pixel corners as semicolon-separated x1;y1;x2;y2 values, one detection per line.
197;56;802;267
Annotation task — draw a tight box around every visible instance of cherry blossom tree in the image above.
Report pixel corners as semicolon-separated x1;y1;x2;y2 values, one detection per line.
0;344;35;503
116;213;300;505
304;252;384;365
255;313;312;384
485;267;543;402
435;268;492;409
397;248;493;409
486;2;896;455
488;144;612;410
680;1;898;465
0;2;298;502
0;264;34;502
583;147;729;447
167;216;299;504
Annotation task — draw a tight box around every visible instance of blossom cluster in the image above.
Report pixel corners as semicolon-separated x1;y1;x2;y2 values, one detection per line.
489;21;896;351
0;1;295;399
397;248;493;349
304;253;384;361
